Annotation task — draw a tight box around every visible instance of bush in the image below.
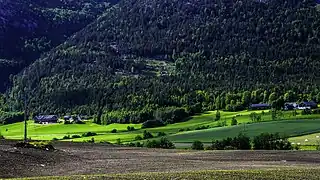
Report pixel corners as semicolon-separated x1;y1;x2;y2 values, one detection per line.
253;133;292;150
143;130;154;139
52;137;58;141
210;133;251;150
88;137;95;143
231;117;238;126
127;126;135;131
215;110;221;121
116;138;121;145
195;125;209;130
301;109;312;115
82;132;97;137
71;135;81;138
144;137;175;149
312;109;320;114
191;140;204;150
142;120;165;128
62;135;71;139
157;132;166;137
135;135;143;140
111;129;117;133
179;128;185;132
136;142;143;147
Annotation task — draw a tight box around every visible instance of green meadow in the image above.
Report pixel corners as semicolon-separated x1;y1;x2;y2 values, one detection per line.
1;110;320;144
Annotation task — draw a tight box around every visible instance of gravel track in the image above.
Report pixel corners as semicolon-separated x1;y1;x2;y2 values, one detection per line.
1;140;320;178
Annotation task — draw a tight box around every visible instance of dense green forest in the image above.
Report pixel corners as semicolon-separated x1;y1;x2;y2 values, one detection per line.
0;0;119;92
8;0;320;124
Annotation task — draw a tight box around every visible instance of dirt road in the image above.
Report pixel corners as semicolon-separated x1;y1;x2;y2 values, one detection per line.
1;140;320;178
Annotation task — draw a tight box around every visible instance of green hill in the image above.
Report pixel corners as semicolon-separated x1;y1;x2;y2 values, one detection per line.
9;0;320;116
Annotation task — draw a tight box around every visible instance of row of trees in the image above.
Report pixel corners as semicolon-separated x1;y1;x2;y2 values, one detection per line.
192;133;293;150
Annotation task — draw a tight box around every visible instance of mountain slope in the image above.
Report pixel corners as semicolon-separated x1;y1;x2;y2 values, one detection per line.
0;0;119;91
11;0;320;116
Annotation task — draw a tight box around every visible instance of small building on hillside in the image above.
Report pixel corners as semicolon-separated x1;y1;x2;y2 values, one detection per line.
34;115;59;124
284;102;298;110
249;103;271;110
299;101;318;109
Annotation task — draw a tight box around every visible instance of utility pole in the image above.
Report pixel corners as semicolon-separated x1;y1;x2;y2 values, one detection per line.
24;94;27;143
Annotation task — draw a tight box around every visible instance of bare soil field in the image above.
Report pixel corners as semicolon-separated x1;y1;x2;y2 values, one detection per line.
1;140;320;179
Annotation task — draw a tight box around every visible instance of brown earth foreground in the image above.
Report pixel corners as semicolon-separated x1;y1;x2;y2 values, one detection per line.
1;140;320;179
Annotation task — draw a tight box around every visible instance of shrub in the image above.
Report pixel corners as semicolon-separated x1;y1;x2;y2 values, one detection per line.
135;135;143;140
231;117;238;126
158;137;175;149
195;125;209;130
82;132;97;137
191;140;204;150
62;135;71;139
136;142;143;147
301;109;312;115
88;137;95;143
116;138;121;145
312;109;320;114
253;133;292;150
210;133;251;150
52;137;59;141
215;110;221;121
157;132;166;137
127;126;135;131
111;129;117;133
71;135;81;138
143;130;154;139
217;120;227;127
144;137;175;149
178;128;185;132
142;120;165;128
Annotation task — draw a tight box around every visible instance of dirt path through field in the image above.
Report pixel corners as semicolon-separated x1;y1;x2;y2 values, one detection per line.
1;141;320;178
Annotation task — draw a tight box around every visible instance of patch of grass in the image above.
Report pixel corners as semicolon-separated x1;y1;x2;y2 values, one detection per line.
2;110;320;144
18;169;320;180
289;132;320;145
167;119;320;143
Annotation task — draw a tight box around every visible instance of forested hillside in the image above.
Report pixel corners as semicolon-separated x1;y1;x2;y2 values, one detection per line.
10;0;320;123
0;0;119;91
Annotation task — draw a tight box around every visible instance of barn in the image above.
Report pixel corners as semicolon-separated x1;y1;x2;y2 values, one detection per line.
34;115;59;124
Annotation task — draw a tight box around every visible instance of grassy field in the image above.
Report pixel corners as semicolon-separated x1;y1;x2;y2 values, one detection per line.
1;110;320;144
16;169;320;180
167;119;320;143
289;132;320;145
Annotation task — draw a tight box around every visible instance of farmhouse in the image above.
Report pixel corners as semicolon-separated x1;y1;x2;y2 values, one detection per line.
34;115;59;124
299;101;318;109
249;103;271;110
284;102;298;110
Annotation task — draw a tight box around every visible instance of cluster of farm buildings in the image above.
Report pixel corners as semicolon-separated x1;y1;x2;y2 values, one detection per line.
33;115;83;124
250;101;318;110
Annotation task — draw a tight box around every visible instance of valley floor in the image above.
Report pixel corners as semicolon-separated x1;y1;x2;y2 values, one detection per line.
1;140;320;179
